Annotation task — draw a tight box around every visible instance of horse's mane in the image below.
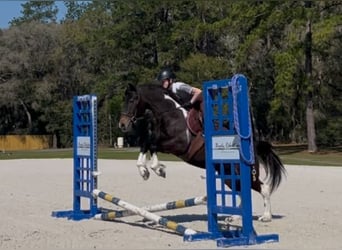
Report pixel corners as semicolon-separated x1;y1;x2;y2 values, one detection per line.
137;81;165;93
135;81;180;112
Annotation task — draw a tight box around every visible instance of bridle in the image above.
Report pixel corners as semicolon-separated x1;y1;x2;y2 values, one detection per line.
120;110;146;126
120;93;145;126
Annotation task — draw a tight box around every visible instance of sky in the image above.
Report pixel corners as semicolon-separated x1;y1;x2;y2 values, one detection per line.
0;1;67;29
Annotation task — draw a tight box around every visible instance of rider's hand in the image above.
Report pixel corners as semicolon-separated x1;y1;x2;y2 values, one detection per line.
182;101;193;109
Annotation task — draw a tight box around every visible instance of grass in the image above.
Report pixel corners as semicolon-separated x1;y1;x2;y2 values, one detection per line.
275;144;342;166
0;148;180;161
0;144;341;166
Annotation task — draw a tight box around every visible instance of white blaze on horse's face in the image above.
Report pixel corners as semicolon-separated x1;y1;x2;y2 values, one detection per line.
163;95;188;119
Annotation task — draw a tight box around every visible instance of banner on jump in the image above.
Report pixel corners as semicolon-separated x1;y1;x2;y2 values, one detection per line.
212;135;240;160
77;136;91;156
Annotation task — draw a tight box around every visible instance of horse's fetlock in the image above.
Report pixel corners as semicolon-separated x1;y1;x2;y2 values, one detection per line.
258;215;272;222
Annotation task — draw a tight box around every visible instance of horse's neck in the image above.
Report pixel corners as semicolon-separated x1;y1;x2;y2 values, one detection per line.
167;90;182;105
140;89;177;115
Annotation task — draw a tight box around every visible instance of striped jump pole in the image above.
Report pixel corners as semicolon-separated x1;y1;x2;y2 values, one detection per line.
93;189;198;236
95;196;206;221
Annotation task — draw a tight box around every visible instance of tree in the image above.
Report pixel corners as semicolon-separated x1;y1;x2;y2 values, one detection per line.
1;0;340;147
0;22;60;135
10;1;58;26
63;0;88;21
229;1;341;148
304;1;317;152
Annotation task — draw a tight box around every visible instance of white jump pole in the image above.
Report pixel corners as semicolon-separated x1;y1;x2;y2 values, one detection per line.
93;189;198;236
95;196;207;220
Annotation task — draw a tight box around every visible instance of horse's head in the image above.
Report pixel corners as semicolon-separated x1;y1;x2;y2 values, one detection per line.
119;83;141;133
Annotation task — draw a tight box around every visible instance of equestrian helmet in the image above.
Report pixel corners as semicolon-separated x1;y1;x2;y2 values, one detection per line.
157;68;176;82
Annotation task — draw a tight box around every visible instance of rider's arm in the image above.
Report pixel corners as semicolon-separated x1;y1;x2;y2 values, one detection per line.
190;86;202;104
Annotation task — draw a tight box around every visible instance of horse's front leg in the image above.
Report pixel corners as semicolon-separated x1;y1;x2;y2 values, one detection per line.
258;183;272;222
150;152;166;178
137;152;150;180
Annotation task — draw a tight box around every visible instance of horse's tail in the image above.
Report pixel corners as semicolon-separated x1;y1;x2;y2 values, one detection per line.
255;140;287;194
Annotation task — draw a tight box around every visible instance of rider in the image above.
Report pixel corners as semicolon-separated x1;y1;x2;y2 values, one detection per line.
157;67;204;114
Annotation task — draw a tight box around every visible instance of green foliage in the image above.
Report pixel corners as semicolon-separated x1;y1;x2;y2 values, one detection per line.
179;53;230;87
10;1;58;26
313;15;342;53
44;100;73;147
63;0;88;21
273;52;298;100
0;0;341;149
316;116;342;146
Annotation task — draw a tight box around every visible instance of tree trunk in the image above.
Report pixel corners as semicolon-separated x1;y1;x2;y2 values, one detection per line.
304;17;317;152
19;99;32;132
52;133;58;149
306;100;317;152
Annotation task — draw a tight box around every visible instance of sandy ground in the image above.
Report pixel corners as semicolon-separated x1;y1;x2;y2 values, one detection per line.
0;159;341;249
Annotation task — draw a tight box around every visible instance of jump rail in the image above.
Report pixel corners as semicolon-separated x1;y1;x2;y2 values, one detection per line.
95;196;207;220
93;189;197;236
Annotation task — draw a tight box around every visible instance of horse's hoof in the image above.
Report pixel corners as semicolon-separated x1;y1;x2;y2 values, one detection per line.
223;216;242;231
258;215;272;222
159;169;166;178
137;166;150;180
151;167;166;178
225;215;241;223
151;164;166;178
141;171;150;180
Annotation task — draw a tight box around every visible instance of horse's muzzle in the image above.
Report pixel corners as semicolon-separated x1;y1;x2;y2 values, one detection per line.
118;116;132;133
119;122;128;132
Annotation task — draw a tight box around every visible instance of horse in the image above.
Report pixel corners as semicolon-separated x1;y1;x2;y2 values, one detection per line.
118;82;286;222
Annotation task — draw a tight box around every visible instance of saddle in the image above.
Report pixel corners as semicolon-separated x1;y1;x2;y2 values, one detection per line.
186;108;203;136
185;108;204;161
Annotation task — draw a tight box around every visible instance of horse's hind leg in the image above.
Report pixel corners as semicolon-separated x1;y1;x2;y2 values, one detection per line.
150;152;166;178
259;183;272;222
252;179;272;222
137;152;150;180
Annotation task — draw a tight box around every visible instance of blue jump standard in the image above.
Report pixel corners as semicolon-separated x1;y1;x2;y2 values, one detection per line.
182;74;279;247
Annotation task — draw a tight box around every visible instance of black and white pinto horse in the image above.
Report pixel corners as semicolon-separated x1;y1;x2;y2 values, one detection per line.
119;83;286;222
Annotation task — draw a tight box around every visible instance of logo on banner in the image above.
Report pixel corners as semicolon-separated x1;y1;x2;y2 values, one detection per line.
212;135;240;160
